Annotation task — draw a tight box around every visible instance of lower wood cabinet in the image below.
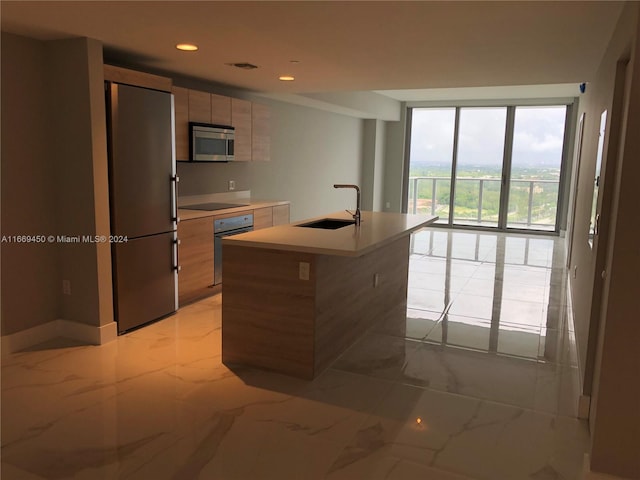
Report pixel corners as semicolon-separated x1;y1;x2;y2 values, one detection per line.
177;203;290;306
177;217;214;305
273;204;290;225
253;207;273;229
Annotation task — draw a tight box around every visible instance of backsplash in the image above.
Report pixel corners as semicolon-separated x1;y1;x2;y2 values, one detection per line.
176;161;251;197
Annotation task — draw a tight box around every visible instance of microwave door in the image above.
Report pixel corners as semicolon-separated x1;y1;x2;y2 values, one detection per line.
193;132;227;161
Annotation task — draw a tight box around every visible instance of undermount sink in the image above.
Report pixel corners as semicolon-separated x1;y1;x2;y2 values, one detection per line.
296;218;356;230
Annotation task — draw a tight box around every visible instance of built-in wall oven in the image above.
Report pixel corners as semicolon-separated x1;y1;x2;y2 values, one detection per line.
213;213;253;285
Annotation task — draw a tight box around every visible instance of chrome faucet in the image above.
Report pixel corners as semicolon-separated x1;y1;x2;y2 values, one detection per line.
333;184;361;226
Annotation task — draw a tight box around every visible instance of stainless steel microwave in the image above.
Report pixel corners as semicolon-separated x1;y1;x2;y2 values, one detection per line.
189;122;235;162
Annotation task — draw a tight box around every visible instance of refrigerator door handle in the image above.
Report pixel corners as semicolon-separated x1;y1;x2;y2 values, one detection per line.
173;236;181;273
170;175;179;224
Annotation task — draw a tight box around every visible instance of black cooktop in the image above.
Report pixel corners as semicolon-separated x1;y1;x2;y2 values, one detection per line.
181;202;249;211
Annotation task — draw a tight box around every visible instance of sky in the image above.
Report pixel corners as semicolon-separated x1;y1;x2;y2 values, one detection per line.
410;106;567;168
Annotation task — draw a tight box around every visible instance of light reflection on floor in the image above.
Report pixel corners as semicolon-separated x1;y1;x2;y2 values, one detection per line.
1;229;587;480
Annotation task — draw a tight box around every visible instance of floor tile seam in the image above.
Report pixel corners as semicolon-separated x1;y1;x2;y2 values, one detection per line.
406;306;448;319
409;339;576;367
412;338;539;360
389;377;586;422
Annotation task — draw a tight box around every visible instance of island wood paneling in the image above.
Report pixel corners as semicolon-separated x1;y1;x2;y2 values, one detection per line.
222;246;316;378
221;235;411;379
314;235;410;375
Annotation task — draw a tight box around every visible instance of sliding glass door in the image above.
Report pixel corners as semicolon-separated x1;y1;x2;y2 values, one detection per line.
407;104;569;233
407;108;455;225
506;106;567;231
454;108;507;227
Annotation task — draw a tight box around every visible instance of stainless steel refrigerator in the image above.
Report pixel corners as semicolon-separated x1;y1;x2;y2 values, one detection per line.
106;82;178;333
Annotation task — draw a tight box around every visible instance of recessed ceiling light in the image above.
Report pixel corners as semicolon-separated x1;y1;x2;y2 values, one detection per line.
279;75;295;81
176;43;198;52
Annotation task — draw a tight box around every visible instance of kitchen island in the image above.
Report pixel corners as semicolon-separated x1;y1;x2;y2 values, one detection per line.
221;211;437;379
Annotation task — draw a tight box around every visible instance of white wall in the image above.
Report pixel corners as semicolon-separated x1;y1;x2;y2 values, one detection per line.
382;105;408;213
47;37;113;328
361;119;386;211
250;99;363;222
582;4;640;477
1;33;114;336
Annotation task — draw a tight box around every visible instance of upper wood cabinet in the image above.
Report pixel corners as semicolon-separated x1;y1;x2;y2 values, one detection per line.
169;84;271;162
252;102;271;162
211;94;232;125
188;90;211;124
188;90;232;126
172;86;189;161
232;98;252;162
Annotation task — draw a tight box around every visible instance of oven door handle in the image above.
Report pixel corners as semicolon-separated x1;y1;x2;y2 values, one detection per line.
215;226;254;238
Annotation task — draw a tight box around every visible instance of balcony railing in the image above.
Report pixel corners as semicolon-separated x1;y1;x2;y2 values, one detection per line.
408;176;559;229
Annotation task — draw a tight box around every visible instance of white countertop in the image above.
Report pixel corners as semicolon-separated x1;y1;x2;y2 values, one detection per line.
178;200;290;221
223;211;438;257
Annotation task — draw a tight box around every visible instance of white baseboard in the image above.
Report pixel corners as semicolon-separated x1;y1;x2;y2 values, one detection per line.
583;454;634;479
1;319;117;355
578;394;591;419
566;275;590;420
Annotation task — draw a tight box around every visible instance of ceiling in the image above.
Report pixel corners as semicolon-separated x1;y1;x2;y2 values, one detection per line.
1;1;624;104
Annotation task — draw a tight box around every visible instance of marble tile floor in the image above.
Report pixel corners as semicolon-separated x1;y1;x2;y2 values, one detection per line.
1;229;588;480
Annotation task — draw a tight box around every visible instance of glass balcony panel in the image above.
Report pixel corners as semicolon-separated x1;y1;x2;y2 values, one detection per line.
408;108;456;223
507;106;566;231
454;107;506;227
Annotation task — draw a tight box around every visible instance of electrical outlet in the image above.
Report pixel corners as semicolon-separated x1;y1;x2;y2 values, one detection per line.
299;262;310;281
385;202;391;209
62;280;71;295
228;180;236;191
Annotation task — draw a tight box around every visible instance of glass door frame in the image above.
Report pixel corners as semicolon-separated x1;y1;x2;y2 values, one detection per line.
403;100;575;235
